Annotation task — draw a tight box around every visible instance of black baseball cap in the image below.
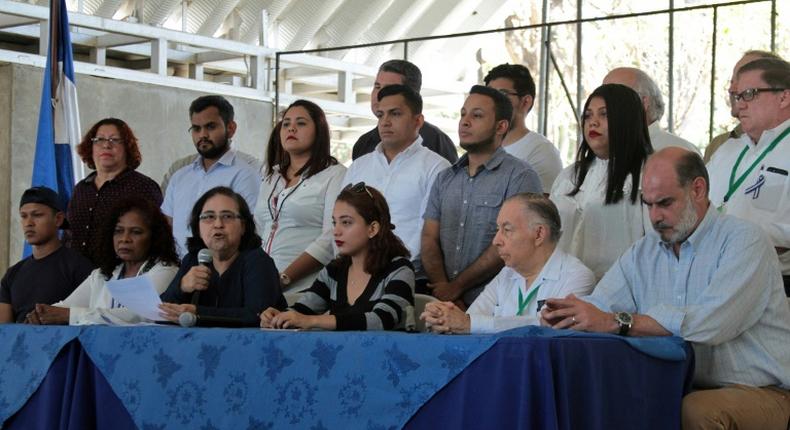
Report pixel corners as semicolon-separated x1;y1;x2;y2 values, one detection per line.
20;186;66;213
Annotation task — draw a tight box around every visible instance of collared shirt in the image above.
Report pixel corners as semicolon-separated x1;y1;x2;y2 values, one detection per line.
423;147;542;304
254;163;347;293
53;260;178;325
704;124;743;163
585;206;790;389
351;121;459;163
550;158;650;280
344;137;451;265
162;149;261;257
648;122;700;154
67;169;163;263
708;118;790;274
502;131;563;193
468;248;595;333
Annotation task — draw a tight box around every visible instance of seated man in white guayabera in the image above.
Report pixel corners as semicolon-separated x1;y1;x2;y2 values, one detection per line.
420;193;594;333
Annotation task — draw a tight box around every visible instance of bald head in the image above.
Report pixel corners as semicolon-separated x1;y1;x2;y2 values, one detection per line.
642;148;710;245
603;67;664;124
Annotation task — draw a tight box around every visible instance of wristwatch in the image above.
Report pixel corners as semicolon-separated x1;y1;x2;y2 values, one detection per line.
279;273;292;287
614;312;633;336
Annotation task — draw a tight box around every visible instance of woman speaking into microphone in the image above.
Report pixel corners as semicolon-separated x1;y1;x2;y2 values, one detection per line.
159;187;286;326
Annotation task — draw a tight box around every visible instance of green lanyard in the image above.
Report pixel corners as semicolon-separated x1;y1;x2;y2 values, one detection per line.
517;282;541;316
723;126;790;205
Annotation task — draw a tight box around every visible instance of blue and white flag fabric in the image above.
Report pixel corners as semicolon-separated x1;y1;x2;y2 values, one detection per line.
32;0;81;212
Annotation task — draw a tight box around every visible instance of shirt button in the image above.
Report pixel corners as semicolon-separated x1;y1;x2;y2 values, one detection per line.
460;222;464;227
453;270;458;275
88;208;93;212
463;200;467;204
456;246;460;250
81;242;86;246
85;225;90;229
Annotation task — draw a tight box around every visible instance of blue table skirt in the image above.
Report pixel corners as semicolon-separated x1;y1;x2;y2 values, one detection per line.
1;325;692;429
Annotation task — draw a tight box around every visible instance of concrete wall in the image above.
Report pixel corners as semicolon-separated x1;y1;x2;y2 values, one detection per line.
0;62;273;272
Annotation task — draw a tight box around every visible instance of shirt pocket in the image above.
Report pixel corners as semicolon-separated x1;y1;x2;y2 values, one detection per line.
751;166;788;212
473;193;503;227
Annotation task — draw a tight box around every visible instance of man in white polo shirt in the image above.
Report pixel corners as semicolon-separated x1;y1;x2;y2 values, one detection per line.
484;63;562;194
343;84;450;277
707;58;790;294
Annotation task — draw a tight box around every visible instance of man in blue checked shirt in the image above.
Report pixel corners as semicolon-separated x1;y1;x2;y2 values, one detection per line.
542;147;790;429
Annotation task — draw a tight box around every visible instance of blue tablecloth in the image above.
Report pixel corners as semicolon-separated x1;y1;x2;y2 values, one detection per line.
1;325;692;429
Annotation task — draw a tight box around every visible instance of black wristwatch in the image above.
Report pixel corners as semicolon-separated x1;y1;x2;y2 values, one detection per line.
614;312;633;336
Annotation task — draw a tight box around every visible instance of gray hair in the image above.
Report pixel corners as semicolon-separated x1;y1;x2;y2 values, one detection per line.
506;193;562;243
631;69;665;124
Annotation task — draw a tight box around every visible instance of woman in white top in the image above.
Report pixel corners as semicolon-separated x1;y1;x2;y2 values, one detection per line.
256;100;347;295
420;193;595;334
550;84;653;279
29;197;180;325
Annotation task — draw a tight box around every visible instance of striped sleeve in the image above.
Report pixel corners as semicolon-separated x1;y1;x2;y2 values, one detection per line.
336;259;415;331
291;268;333;315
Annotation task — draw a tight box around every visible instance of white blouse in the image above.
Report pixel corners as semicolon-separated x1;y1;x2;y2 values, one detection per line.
549;158;649;280
254;163;347;293
54;260;178;325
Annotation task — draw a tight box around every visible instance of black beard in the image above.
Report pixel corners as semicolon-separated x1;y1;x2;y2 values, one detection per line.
197;137;230;160
459;134;496;153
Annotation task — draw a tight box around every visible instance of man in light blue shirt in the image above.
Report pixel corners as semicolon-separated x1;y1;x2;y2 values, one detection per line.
543;147;790;429
162;95;261;256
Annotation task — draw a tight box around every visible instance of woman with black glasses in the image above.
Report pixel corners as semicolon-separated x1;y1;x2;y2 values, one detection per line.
68;118;163;264
160;187;286;326
260;183;415;331
255;100;346;298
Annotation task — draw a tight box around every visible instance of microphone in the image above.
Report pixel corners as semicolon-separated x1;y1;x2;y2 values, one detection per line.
191;248;213;306
178;312;253;328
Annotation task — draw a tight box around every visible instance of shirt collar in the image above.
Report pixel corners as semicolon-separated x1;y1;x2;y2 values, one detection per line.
83;168;132;185
754;117;790;148
657;202;717;253
505;247;563;284
193;148;236;171
374;135;424;159
451;146;508;172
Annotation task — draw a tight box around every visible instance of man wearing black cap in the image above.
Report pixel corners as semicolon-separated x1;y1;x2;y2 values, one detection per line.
0;187;93;323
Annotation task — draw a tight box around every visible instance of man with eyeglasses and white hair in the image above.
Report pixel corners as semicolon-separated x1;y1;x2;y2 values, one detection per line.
162;95;261;256
707;58;790;295
603;67;700;154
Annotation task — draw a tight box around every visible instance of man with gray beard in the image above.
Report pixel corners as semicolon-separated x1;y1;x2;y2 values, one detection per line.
542;147;790;429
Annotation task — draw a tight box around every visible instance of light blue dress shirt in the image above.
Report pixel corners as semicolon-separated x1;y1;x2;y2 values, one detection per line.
162;149;261;256
586;205;790;389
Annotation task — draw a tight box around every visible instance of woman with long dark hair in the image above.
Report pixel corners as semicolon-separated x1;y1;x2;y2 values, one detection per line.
549;84;653;279
261;183;415;331
29;197;179;325
159;187;286;326
255;100;347;297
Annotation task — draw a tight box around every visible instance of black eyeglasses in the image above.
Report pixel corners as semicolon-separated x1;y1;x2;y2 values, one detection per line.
732;87;787;102
91;137;124;146
496;89;523;98
344;182;373;200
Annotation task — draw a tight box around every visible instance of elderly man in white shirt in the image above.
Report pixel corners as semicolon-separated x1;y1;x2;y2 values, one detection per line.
708;58;790;292
343;84;450;274
603;67;700;154
420;193;595;334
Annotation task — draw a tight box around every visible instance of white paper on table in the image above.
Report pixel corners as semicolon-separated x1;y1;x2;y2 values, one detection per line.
105;275;165;322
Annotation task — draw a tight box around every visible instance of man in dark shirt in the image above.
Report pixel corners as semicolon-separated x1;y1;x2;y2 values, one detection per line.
351;59;458;163
0;187;93;323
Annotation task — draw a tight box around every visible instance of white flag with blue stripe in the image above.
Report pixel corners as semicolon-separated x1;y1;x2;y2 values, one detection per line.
29;0;81;256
